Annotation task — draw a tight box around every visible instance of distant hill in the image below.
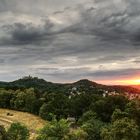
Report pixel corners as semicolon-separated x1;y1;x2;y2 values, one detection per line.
71;79;140;94
0;76;140;94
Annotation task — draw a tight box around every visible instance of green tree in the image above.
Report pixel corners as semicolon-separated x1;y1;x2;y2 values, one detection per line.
24;88;37;113
68;128;87;140
78;110;106;140
36;119;70;140
7;122;29;140
125;99;140;126
0;125;7;140
13;91;26;110
82;119;106;140
78;110;97;125
69;94;93;121
111;109;129;122
91;95;128;122
101;118;139;140
39;93;69;120
0;89;13;108
39;103;54;121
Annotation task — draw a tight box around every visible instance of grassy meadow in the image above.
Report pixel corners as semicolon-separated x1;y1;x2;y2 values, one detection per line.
0;109;46;140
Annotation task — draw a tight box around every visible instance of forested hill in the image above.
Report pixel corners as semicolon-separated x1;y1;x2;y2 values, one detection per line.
0;76;140;94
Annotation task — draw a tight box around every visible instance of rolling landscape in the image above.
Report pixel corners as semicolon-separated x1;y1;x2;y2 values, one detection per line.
0;76;140;94
0;76;140;139
1;0;140;140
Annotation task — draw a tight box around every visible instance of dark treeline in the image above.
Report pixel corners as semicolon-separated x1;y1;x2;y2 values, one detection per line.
0;87;103;120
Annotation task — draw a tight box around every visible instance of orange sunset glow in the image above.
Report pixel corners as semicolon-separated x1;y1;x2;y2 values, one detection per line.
97;78;140;85
118;79;140;85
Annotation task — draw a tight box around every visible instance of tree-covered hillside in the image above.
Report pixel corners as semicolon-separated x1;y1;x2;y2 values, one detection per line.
0;76;139;94
0;77;140;139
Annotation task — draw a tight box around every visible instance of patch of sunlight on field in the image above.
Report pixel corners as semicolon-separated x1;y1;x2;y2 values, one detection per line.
0;108;46;140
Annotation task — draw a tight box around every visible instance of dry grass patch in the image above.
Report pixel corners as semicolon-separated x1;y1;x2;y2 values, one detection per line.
0;108;46;140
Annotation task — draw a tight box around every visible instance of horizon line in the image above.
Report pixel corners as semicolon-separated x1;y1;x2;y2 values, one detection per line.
0;76;139;86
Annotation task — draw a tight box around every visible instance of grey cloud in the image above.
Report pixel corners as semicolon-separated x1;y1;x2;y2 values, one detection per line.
55;0;140;45
0;0;138;46
33;67;140;82
0;0;16;12
34;67;92;82
0;59;5;64
0;0;140;83
63;11;128;43
0;20;56;45
89;68;140;78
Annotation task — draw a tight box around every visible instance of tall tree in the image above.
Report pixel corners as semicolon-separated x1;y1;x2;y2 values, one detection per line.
36;119;70;140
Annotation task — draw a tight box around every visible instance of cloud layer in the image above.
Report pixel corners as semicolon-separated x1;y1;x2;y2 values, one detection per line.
0;0;140;84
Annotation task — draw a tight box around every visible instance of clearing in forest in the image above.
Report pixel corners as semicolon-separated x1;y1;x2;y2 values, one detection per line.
0;108;46;140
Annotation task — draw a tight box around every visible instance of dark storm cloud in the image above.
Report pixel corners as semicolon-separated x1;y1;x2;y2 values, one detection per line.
130;31;140;45
0;0;139;46
0;0;140;83
55;0;140;46
0;19;56;45
59;6;129;44
0;1;128;45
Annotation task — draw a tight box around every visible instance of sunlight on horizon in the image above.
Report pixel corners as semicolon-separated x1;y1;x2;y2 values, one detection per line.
97;78;140;85
119;79;140;85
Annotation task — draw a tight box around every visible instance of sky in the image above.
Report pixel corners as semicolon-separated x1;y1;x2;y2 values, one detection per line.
0;0;140;85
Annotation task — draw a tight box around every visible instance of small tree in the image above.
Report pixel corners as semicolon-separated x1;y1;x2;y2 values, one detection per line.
7;122;29;140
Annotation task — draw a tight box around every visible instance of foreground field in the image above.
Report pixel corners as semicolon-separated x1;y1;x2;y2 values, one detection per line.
0;108;46;140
